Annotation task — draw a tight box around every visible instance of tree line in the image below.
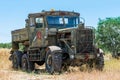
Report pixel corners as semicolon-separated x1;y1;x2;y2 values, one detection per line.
0;43;12;49
96;17;120;58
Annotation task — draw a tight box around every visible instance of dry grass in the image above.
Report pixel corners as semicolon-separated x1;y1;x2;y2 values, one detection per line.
0;48;11;69
0;49;120;80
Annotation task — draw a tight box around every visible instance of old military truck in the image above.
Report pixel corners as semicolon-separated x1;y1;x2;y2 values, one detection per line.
9;10;104;74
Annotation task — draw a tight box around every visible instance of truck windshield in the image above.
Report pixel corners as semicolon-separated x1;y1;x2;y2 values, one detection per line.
46;16;79;29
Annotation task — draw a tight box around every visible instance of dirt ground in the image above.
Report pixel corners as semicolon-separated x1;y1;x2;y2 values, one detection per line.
0;48;120;80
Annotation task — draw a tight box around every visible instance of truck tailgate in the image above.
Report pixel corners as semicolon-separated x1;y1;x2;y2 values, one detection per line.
12;28;29;42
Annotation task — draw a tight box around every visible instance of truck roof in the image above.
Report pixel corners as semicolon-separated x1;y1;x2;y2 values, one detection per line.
28;10;80;17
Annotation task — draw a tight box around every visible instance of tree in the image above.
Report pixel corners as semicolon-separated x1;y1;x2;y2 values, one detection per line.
96;17;120;58
0;43;12;49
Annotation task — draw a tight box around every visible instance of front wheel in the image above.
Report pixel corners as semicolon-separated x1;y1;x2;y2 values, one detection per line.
21;54;35;72
28;61;35;72
45;50;54;74
45;50;62;74
95;54;104;71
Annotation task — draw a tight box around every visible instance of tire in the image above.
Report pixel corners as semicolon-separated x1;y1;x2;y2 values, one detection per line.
28;61;35;72
95;54;104;71
21;54;35;72
12;51;23;70
21;54;28;71
45;50;62;74
45;50;54;74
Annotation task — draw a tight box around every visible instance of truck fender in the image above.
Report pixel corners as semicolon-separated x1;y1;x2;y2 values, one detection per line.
48;46;62;52
45;46;62;73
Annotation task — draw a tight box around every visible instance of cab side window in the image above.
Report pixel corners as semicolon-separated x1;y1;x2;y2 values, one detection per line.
29;17;35;27
35;17;43;28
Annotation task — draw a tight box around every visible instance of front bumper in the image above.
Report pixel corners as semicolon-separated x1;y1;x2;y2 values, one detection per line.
74;53;95;60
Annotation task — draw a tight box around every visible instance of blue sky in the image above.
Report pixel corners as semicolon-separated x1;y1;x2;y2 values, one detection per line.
0;0;120;43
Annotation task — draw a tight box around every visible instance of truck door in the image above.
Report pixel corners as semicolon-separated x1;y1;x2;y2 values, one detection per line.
30;17;47;47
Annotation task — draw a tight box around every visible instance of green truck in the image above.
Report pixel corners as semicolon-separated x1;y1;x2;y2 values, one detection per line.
9;10;104;74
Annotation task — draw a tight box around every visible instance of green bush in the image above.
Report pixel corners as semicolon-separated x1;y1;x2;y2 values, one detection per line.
0;43;12;49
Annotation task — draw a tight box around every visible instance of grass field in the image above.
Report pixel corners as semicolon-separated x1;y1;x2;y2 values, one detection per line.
0;48;120;80
0;48;11;69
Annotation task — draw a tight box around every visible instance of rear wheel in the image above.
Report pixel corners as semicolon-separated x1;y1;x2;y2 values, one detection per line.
12;51;23;70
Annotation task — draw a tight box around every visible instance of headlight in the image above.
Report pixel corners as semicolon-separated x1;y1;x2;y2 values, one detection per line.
70;55;74;59
71;45;75;49
97;54;100;57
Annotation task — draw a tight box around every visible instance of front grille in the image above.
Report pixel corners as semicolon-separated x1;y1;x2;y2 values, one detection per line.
76;29;94;53
28;48;41;61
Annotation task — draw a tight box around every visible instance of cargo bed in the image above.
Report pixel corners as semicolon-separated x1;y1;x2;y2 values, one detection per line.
12;28;29;42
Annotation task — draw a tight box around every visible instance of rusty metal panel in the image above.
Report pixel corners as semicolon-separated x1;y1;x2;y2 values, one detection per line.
30;28;48;47
76;28;94;53
12;28;29;42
